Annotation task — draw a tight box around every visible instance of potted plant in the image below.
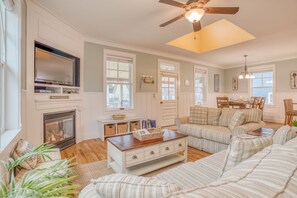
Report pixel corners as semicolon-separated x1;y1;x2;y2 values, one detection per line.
0;144;79;197
292;119;297;131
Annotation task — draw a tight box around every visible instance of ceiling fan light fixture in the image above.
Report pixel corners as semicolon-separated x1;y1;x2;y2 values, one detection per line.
185;8;205;23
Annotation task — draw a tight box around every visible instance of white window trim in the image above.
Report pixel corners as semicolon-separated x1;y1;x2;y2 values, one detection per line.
248;64;276;107
103;49;136;112
158;59;179;74
0;0;22;152
194;65;208;106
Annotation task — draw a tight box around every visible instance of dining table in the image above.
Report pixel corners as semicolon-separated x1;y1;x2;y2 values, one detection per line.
229;100;252;109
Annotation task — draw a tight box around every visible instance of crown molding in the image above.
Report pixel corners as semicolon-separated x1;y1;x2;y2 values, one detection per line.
224;54;297;69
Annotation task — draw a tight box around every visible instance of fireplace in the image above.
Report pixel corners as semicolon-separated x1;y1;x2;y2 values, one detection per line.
44;110;76;150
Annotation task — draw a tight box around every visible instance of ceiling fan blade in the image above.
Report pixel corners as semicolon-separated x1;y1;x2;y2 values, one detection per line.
186;0;198;5
159;0;186;8
160;13;185;27
205;7;239;14
193;21;201;32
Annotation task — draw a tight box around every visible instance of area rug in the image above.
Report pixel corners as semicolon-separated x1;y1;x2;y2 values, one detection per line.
73;160;183;191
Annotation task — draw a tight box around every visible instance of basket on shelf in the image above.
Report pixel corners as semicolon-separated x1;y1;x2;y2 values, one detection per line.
133;128;164;141
112;114;126;120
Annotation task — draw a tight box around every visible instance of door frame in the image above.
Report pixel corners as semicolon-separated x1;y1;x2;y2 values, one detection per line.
157;59;180;127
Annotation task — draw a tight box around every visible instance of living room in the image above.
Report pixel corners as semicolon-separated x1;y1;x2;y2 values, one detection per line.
1;0;297;197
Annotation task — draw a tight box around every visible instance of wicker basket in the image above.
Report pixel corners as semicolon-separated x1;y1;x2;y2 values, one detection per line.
133;128;163;141
112;114;126;120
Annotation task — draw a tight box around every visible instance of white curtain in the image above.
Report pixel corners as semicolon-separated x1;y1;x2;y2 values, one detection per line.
2;0;14;11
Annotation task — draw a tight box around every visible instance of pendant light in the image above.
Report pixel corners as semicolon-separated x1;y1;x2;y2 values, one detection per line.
238;55;254;79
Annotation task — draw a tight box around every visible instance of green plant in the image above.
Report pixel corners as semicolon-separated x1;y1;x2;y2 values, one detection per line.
292;119;297;127
0;144;79;198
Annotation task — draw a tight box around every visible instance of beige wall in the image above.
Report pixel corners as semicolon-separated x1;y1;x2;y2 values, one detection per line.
224;58;297;93
84;42;225;94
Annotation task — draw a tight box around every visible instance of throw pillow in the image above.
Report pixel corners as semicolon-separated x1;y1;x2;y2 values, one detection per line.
189;106;208;125
207;108;222;126
12;139;38;170
228;111;245;131
92;174;181;198
242;108;262;123
221;135;273;174
273;125;296;145
219;108;238;127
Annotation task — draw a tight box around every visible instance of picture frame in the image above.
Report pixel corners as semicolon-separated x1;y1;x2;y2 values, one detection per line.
291;72;297;89
214;74;220;92
232;77;238;91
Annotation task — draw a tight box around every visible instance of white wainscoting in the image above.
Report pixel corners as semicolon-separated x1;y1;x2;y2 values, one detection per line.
83;92;223;140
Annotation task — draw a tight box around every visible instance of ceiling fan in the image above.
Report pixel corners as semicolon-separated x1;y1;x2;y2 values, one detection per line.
159;0;239;32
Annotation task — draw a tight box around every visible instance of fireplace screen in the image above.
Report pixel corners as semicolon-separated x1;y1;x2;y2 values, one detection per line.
44;110;76;150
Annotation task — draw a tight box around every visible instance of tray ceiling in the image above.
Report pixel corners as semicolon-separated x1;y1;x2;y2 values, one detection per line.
34;0;297;68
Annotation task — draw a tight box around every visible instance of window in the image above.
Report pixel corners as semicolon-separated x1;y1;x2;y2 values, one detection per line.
194;66;208;105
0;2;5;134
161;75;177;101
104;50;135;110
0;0;22;151
250;66;275;105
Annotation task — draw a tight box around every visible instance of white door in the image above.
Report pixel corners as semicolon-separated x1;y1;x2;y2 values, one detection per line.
159;72;178;126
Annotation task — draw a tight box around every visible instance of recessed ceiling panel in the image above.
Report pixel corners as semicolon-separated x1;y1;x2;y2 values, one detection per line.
167;19;256;53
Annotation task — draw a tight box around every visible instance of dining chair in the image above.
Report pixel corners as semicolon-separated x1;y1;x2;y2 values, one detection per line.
217;97;229;108
284;99;297;125
258;97;265;111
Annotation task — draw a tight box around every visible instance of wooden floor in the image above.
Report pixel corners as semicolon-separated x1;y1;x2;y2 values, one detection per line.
61;138;210;164
61;122;282;164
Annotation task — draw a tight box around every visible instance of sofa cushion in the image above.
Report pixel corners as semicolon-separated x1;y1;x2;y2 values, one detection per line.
201;126;231;144
221;135;273;173
12;139;38;170
167;145;297;198
207;108;222;126
155;150;226;189
219;108;238;127
242;108;262;123
228;111;245;131
179;124;203;138
273;125;296;145
92;174;181;198
189;106;208;125
284;136;297;149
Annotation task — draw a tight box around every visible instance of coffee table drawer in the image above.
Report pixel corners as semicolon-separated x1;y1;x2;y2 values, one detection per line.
160;142;174;155
145;146;160;160
175;139;186;151
126;151;144;166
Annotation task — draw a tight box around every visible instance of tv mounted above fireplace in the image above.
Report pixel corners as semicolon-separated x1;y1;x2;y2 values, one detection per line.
34;41;80;87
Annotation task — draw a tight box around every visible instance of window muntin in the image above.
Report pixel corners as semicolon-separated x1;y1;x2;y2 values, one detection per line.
105;55;134;109
194;67;207;105
161;75;176;101
160;63;177;72
251;71;274;104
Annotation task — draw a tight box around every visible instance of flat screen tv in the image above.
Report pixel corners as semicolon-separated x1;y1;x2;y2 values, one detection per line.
34;42;80;87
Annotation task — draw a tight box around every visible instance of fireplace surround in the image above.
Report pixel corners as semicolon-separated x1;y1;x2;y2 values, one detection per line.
43;110;76;150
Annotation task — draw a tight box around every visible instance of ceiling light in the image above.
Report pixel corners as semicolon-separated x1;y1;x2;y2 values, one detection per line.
238;55;254;79
185;9;205;23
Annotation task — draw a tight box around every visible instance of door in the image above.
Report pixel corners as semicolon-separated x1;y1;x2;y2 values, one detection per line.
159;72;178;126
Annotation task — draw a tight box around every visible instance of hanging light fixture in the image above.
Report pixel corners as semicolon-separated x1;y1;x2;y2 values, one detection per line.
238;55;255;79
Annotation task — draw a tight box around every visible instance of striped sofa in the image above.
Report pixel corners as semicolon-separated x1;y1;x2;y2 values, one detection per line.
175;107;266;153
79;135;297;198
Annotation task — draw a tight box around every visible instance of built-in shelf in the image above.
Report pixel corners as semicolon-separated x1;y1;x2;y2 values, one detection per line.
34;83;80;94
